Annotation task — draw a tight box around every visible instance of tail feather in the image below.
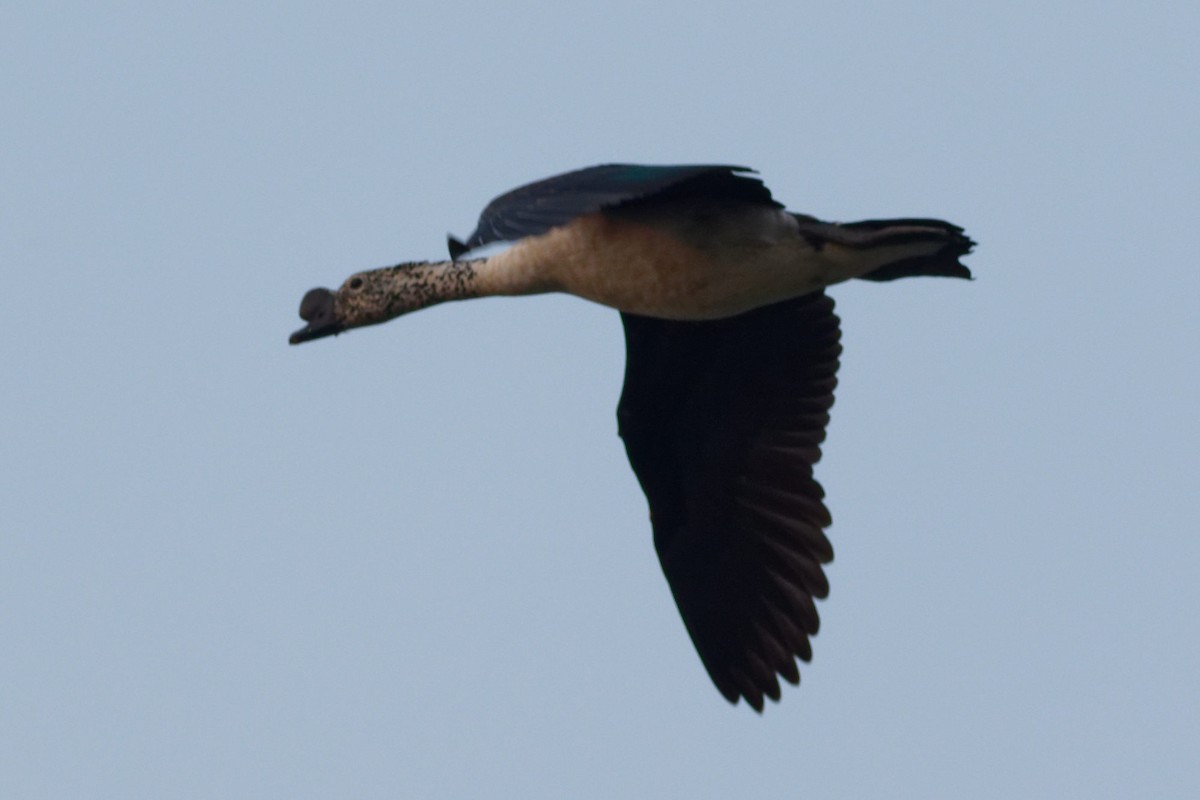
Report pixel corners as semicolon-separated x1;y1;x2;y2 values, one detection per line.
794;215;975;282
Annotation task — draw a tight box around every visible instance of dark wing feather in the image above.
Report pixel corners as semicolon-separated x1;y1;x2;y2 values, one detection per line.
449;164;779;257
616;292;841;711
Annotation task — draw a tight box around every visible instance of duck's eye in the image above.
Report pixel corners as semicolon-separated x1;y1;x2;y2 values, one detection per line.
349;277;364;290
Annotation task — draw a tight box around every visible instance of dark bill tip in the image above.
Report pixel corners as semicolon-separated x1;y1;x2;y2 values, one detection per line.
289;287;343;345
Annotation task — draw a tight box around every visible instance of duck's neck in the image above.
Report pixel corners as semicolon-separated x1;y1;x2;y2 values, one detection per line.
348;252;558;324
429;252;560;300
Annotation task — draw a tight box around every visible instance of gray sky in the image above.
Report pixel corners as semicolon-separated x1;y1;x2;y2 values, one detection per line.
3;2;1197;797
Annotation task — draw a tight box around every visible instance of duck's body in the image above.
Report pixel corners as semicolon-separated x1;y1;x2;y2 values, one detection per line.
486;203;949;320
290;164;973;711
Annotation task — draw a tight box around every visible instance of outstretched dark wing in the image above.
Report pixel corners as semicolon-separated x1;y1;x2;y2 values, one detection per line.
617;292;841;711
449;164;779;257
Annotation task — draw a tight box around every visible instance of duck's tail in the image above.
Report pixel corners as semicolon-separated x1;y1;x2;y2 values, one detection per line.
793;215;975;282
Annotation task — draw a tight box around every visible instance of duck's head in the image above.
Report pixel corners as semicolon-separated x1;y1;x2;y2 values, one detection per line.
289;263;451;345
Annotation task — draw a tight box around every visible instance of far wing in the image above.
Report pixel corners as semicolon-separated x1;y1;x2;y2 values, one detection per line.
617;292;841;711
449;164;778;257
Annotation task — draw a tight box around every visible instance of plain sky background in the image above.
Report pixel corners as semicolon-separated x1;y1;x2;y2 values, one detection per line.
3;2;1198;797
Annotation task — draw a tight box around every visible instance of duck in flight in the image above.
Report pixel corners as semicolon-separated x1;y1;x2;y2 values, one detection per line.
289;164;973;711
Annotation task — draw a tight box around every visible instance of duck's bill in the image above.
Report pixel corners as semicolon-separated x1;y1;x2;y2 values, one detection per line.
289;287;344;345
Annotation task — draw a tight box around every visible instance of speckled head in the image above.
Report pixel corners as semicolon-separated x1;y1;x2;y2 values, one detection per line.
289;261;482;345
